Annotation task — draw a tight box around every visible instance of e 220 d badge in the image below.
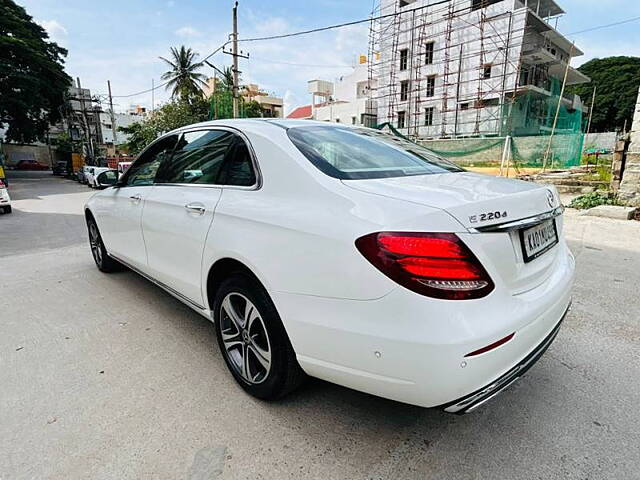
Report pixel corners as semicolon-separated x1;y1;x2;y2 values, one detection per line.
469;211;508;224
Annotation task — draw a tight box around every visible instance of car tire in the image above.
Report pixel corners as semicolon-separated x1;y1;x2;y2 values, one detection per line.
2;206;11;214
213;273;305;400
87;216;124;273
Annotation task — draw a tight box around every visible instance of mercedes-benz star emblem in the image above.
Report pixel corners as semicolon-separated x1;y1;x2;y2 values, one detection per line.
547;190;556;208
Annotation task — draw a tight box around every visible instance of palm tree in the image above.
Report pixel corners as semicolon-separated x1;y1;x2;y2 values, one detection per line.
219;66;234;92
159;46;207;101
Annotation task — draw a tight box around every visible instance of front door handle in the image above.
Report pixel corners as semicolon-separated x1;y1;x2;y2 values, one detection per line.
185;203;206;215
129;194;142;203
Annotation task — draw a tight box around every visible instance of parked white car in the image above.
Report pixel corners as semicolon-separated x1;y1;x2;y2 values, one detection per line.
0;179;11;214
86;167;111;188
85;120;574;413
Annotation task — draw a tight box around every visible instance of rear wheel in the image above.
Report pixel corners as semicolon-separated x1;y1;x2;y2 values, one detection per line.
87;217;123;272
2;206;11;214
213;273;305;400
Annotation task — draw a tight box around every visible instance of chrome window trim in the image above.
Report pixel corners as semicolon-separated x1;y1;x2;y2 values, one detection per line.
468;206;564;233
155;125;262;191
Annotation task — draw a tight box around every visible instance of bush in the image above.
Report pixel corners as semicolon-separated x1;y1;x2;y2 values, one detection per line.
568;191;619;210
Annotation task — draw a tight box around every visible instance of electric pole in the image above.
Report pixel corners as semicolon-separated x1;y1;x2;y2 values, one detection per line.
232;2;239;118
107;80;118;154
225;2;249;118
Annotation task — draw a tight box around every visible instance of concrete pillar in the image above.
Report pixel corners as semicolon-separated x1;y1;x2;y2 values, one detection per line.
619;85;640;206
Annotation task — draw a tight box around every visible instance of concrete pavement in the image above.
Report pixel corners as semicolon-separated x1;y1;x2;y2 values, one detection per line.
0;172;639;479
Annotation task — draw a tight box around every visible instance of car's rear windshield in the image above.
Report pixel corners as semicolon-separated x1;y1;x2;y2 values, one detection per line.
287;125;463;180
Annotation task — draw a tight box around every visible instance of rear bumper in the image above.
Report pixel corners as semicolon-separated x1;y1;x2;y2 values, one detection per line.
273;243;575;409
441;302;569;414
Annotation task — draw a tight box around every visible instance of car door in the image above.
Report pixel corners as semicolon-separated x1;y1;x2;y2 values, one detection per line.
141;129;256;307
96;134;179;270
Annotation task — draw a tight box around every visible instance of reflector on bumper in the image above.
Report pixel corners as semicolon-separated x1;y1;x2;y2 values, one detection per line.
442;302;570;414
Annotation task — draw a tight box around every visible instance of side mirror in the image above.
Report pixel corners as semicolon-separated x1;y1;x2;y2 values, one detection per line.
96;170;119;189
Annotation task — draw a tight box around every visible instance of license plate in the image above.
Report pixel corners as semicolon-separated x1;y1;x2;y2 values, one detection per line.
519;219;558;263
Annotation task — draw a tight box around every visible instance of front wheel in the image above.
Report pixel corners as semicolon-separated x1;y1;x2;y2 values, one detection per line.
2;206;11;214
87;217;124;272
213;273;305;400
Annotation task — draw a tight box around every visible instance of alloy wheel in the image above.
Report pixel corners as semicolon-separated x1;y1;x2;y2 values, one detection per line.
219;292;272;384
89;222;103;266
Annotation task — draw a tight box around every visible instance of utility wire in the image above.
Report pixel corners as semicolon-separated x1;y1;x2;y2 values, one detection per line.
235;0;451;43
107;7;640;98
249;56;352;68
567;15;640;36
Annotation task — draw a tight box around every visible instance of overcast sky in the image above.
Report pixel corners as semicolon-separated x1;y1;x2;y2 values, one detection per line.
19;0;640;115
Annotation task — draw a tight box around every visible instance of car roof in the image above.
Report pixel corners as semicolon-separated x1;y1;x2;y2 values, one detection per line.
165;118;363;136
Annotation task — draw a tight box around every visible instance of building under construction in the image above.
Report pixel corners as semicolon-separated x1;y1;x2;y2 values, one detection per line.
367;0;590;168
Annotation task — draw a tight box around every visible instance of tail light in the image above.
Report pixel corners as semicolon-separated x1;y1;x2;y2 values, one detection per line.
355;232;494;300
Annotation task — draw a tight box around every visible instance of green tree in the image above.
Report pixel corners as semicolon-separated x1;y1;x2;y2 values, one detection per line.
569;56;640;133
0;0;72;143
159;46;207;101
243;100;265;118
120;97;209;154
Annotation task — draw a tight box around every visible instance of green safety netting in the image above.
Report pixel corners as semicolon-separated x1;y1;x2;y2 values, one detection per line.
378;77;585;170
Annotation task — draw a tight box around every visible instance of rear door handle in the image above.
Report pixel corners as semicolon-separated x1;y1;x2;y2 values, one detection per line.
129;194;142;203
185;203;206;215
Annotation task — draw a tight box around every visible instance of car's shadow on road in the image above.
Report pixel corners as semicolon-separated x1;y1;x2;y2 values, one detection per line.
76;251;626;478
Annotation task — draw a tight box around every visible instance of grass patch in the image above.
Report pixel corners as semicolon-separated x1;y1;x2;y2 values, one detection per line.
568;191;620;210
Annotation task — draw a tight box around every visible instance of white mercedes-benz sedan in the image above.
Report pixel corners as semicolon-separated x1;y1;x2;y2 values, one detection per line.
84;119;574;413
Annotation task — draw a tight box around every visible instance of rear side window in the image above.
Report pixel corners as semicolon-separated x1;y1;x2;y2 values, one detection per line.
287;126;463;180
217;137;256;187
125;134;179;186
155;130;234;184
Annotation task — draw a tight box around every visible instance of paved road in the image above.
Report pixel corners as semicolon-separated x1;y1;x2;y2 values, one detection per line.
1;173;639;479
0;171;94;257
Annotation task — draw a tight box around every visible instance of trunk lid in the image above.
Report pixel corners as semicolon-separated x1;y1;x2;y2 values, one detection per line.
342;172;555;229
342;172;563;295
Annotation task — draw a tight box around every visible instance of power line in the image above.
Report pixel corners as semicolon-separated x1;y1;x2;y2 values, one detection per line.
111;80;170;98
249;56;353;68
236;0;451;43
105;6;640;99
567;15;640;36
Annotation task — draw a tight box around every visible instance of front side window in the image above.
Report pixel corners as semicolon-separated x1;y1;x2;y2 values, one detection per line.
124;134;179;186
155;130;234;184
287;125;463;180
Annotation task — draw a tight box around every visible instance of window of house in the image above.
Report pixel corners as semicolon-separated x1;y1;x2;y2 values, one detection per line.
425;42;434;65
335;118;340;123
471;0;502;11
460;103;470;111
424;107;435;126
400;80;410;101
476;98;500;108
399;49;408;71
397;111;406;129
483;64;492;79
426;76;436;97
